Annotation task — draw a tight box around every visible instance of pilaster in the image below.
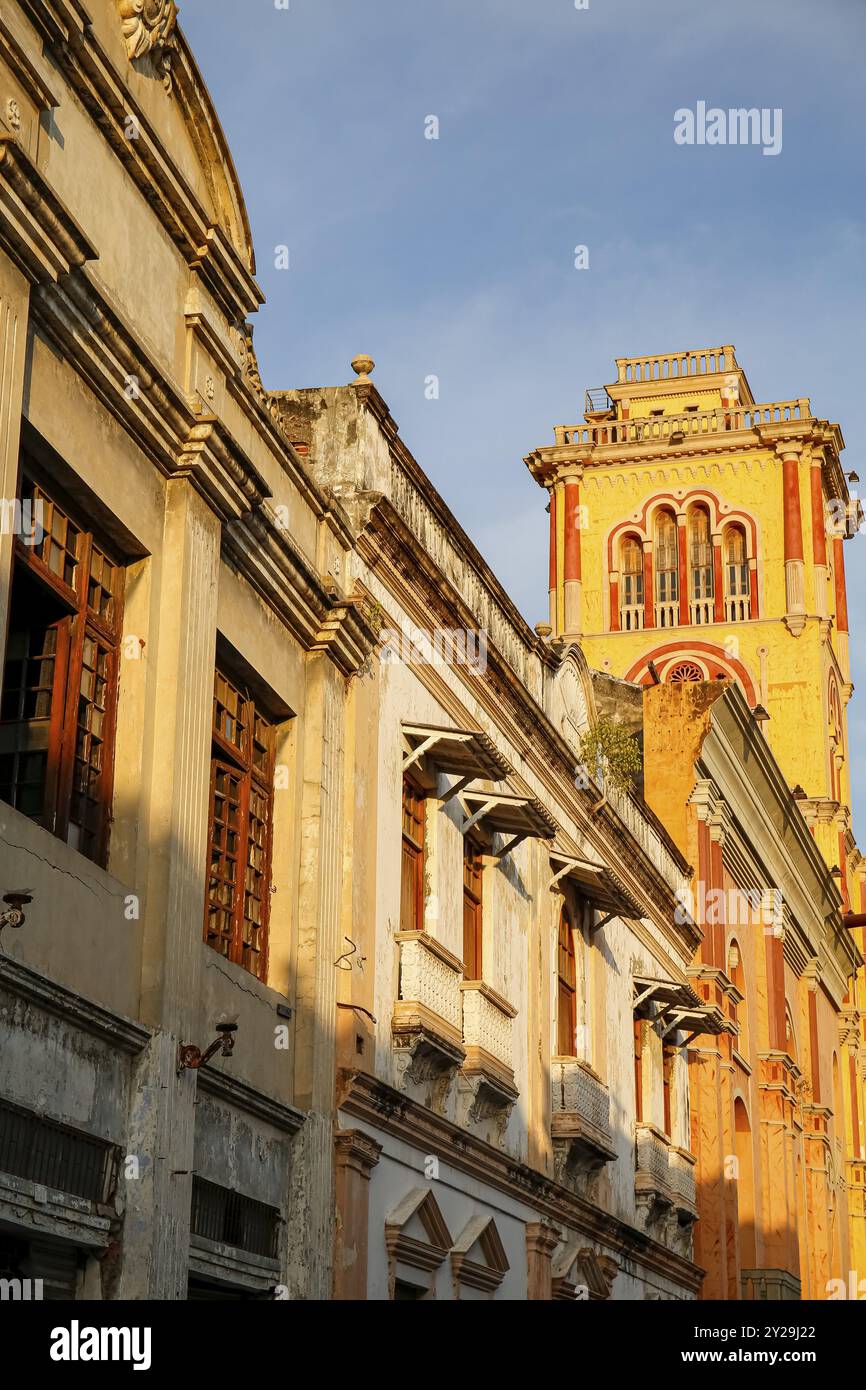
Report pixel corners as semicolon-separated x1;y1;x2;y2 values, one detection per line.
120;479;220;1298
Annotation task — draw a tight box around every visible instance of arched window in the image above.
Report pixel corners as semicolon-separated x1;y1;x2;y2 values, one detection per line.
556;907;577;1057
622;536;644;603
689;505;714;623
654;510;679;625
724;523;750;621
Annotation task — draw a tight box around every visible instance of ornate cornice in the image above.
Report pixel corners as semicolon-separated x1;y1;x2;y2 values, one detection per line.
0;953;151;1054
197;1064;306;1136
116;2;179;93
18;0;259;319
223;510;379;678
337;1067;704;1295
0;134;97;283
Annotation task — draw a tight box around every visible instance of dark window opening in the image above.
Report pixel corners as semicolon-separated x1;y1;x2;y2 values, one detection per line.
0;475;123;866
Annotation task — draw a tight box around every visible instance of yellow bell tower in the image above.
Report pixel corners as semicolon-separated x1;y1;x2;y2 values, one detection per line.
526;345;861;908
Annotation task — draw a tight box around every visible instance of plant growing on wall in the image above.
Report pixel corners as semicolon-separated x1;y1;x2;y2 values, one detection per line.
578;718;642;796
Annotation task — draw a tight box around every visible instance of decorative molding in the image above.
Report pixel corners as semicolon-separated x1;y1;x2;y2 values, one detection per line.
117;2;179;92
0;953;150;1053
0;135;96;284
450;1215;509;1296
337;1068;705;1294
21;0;258;316
384;1187;451;1293
196;1066;307;1136
0;18;60;113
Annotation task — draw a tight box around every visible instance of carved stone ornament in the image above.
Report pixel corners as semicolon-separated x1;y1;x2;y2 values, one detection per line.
117;2;179;91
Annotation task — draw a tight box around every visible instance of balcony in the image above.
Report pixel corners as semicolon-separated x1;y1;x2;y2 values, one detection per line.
615;346;737;385
690;598;714;626
620;603;645;632
726;594;751;623
635;1122;673;1203
551;398;811;450
551;1058;617;1177
635;1124;699;1236
668;1146;698;1222
392;931;465;1084
459;981;518;1115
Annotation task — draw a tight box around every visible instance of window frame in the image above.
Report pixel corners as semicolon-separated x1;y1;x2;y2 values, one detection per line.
1;470;124;866
462;835;484;981
688;506;714;601
400;775;426;935
556;906;578;1057
654;511;679;605
204;668;276;982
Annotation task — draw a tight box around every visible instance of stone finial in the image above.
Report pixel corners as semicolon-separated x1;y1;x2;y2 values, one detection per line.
351;354;375;383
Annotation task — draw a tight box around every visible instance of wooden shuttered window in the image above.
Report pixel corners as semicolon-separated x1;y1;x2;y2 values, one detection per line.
204;670;275;981
0;474;123;866
462;839;484;980
556;908;577;1057
400;778;425;934
633;1019;644;1123
663;1044;675;1136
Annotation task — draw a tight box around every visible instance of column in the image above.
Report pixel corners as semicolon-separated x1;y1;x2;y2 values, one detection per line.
779;443;806;636
677;514;689;626
0;255;30;671
562;476;582;637
287;654;348;1299
525;1222;561;1300
609;564;620;632
333;1130;382;1300
713;535;725;623
120;479;220;1298
548;488;557;631
810;458;829;618
642;539;654;628
832;535;850;681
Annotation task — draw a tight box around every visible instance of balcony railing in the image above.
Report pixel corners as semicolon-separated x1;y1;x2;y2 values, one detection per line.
657;601;678;628
392;931;465;1076
615;346;736;384
620;603;645;631
553;399;811;448
668;1147;698;1219
635;1123;673;1205
551;1058;616;1170
460;982;514;1070
459;981;518;1109
725;595;751;623
690;599;714;625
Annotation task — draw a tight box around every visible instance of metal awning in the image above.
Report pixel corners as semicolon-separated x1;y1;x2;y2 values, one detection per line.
401;722;512;801
659;1004;726;1045
633;976;723;1044
549;851;644;927
461;789;557;858
633;975;702;1017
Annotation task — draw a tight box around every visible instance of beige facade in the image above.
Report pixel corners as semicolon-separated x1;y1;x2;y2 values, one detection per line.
0;0;715;1302
2;3;860;1305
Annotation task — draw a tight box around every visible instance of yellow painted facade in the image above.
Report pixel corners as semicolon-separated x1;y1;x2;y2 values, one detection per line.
528;346;859;905
528;346;866;1295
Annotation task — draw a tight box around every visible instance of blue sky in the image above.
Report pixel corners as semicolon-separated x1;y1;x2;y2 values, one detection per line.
182;0;866;828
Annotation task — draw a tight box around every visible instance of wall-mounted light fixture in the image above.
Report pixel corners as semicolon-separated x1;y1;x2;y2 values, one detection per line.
177;1021;238;1075
0;891;33;941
